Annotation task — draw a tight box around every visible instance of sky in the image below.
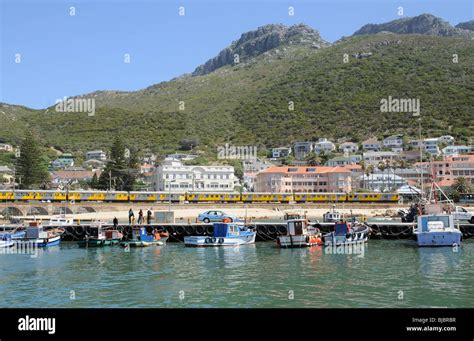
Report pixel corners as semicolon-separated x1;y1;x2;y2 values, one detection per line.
0;0;472;109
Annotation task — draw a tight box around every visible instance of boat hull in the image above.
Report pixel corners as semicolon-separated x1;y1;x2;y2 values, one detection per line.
18;235;61;247
414;231;462;247
184;233;256;247
323;226;369;246
0;240;14;248
277;235;322;248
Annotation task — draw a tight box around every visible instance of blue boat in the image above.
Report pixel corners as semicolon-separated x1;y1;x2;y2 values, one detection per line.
120;226;168;247
415;211;462;247
322;221;370;246
0;230;26;248
17;222;61;247
184;223;256;247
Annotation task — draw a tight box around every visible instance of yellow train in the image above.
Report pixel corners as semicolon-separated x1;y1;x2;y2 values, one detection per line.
0;190;400;203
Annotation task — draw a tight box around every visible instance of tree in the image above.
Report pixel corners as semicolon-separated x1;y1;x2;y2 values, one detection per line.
451;177;473;194
304;152;321;166
122;148;140;191
98;137;128;190
89;173;99;189
16;132;50;189
178;138;199;151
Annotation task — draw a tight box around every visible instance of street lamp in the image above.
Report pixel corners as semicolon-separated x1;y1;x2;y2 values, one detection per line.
168;179;176;212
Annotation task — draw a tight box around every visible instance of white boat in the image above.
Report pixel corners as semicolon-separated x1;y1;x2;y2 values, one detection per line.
18;221;61;247
277;218;322;248
184;222;256;247
414;204;462;247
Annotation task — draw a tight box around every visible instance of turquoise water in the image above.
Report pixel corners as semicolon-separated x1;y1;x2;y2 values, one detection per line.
0;240;473;308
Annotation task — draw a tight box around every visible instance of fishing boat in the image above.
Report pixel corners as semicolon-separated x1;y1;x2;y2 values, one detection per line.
0;230;25;248
78;221;123;247
17;221;61;247
276;218;322;248
184;222;256;247
322;220;370;246
414;204;462;247
120;226;168;247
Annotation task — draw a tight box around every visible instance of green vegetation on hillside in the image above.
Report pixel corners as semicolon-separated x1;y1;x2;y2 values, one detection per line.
1;34;472;159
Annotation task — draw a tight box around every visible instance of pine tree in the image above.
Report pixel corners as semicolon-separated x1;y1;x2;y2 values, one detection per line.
122;148;140;191
89;172;99;189
97;137;131;190
16;132;50;189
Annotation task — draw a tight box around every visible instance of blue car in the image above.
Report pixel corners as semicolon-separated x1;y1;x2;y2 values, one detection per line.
198;210;236;223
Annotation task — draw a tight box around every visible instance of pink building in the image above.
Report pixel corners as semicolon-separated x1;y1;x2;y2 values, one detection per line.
416;154;474;186
255;166;352;193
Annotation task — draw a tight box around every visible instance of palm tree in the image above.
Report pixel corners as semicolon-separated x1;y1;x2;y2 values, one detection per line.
305;152;321;166
451;177;473;194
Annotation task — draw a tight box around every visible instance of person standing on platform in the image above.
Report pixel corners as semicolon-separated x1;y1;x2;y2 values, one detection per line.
128;208;134;225
138;209;144;225
146;209;153;225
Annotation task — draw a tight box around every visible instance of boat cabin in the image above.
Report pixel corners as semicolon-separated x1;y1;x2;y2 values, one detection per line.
287;219;309;236
131;227;156;242
323;211;342;222
213;223;241;238
334;221;351;235
417;214;454;232
89;226;105;239
26;221;49;239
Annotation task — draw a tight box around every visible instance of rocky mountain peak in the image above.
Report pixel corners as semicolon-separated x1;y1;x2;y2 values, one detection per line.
192;23;329;76
353;13;474;38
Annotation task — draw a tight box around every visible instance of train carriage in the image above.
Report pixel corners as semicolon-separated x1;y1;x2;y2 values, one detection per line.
129;192;158;202
0;190;15;201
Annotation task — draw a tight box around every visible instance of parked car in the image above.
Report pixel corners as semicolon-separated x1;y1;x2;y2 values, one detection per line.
198;210;236;223
452;206;474;223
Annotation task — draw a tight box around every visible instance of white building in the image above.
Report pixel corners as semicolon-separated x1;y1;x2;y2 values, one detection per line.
0;143;13;153
442;145;473;156
383;135;403;149
438;135;455;145
362;138;382;151
153;158;236;192
86;150;107;161
272;147;292;158
408;138;440;155
314;138;336;154
363;151;399;165
293;142;314;160
357;171;407;192
423;138;440;155
339;142;359;154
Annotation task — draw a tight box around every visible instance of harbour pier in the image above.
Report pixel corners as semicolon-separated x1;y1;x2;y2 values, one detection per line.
7;221;471;242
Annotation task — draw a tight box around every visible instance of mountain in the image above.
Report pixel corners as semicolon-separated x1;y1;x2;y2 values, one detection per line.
192;23;329;76
1;19;473;158
353;14;474;38
456;20;474;31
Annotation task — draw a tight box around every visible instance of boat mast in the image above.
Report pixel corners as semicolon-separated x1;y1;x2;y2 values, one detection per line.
414;112;424;201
